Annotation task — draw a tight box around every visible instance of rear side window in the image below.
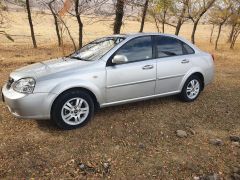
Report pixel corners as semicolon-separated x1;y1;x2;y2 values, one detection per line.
183;43;195;54
155;36;194;58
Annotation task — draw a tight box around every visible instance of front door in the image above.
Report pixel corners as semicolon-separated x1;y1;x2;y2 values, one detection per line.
106;36;157;103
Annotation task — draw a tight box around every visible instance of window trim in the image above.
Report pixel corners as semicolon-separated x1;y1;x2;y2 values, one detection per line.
107;35;155;66
153;35;195;59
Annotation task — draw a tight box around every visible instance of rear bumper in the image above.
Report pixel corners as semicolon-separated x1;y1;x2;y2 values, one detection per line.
1;84;57;119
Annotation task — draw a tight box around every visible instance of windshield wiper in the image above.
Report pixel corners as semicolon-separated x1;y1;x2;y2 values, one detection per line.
69;56;88;61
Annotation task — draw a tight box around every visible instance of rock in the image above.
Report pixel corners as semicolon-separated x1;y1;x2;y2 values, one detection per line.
230;136;240;142
79;163;85;170
232;173;240;180
194;176;200;180
114;145;120;150
139;143;146;149
232;142;240;147
103;162;109;169
209;139;224;146
200;173;218;180
176;130;187;138
233;167;240;174
102;162;110;174
188;128;196;135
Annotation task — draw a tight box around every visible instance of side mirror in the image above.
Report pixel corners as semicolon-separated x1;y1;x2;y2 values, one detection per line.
112;55;128;64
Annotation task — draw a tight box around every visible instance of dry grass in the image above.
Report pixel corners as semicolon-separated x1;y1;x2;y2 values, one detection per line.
0;11;239;179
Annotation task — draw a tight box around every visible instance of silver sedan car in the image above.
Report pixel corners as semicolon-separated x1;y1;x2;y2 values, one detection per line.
1;33;214;129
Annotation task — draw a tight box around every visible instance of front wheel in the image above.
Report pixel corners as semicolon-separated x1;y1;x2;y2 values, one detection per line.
179;75;202;102
51;90;94;130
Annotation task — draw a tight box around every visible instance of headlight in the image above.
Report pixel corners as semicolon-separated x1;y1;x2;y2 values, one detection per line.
13;78;36;94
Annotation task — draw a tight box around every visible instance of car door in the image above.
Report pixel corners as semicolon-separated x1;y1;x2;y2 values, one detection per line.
154;35;195;94
106;36;157;103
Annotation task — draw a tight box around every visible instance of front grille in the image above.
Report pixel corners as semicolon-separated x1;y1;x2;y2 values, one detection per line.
6;78;14;89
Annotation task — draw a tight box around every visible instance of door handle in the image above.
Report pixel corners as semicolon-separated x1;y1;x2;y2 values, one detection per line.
181;59;190;64
142;65;154;70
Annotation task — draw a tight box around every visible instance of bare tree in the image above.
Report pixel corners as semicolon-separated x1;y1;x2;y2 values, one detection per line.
229;1;240;49
58;16;77;51
230;24;240;49
148;0;189;35
26;0;37;48
74;0;84;48
187;0;216;44
59;0;107;48
113;0;125;34
209;24;214;43
209;0;232;50
48;0;62;47
139;0;149;32
148;0;174;33
228;23;236;42
148;8;160;32
174;0;189;35
0;1;14;42
227;0;240;44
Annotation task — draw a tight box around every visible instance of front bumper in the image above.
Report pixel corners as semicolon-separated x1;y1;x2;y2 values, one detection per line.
1;84;57;119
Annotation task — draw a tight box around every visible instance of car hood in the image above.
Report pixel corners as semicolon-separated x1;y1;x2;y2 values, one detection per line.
10;58;92;80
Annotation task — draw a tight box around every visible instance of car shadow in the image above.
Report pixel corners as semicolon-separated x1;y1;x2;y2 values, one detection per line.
35;119;63;132
96;95;179;115
35;95;179;132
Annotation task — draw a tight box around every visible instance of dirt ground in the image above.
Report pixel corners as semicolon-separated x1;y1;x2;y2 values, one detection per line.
0;11;239;179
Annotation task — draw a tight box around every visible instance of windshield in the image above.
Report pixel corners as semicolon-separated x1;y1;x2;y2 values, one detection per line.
69;36;125;61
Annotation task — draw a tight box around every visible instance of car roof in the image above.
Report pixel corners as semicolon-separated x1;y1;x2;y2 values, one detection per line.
110;32;184;40
107;33;200;52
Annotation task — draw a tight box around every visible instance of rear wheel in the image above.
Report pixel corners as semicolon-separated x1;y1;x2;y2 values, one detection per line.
51;90;94;130
179;75;202;102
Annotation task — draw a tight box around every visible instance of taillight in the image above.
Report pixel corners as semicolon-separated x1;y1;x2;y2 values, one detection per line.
211;54;215;61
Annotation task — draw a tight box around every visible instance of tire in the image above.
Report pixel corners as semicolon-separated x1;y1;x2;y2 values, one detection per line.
179;75;202;102
51;89;94;130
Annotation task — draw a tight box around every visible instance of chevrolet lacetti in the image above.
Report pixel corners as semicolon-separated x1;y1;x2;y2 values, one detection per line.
1;33;214;130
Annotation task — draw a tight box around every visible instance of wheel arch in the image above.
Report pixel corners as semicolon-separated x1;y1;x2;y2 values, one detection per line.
50;87;100;118
180;70;205;91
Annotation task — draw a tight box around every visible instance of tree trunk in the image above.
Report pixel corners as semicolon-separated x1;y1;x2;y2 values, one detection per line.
153;15;160;32
26;0;37;48
215;24;222;50
230;31;240;49
139;0;149;32
210;24;214;43
228;24;236;43
175;1;187;35
175;21;182;35
58;17;76;51
49;2;62;47
75;0;83;48
162;22;165;33
162;11;167;33
113;0;124;34
191;19;200;44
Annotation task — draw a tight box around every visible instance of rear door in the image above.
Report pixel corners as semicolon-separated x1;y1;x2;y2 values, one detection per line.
154;35;195;94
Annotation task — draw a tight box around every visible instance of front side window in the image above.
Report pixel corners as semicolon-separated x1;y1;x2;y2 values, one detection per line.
70;37;125;61
115;36;153;62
